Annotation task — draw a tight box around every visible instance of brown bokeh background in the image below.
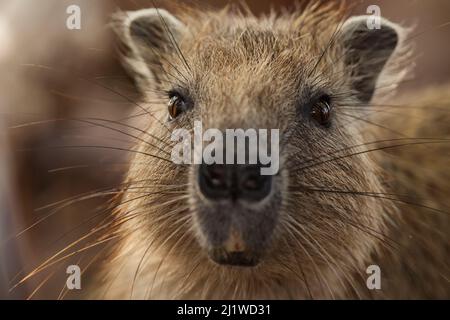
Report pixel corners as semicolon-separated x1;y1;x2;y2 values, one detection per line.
0;0;449;299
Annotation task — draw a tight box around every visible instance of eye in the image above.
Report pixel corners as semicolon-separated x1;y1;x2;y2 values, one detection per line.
310;97;332;127
167;92;188;120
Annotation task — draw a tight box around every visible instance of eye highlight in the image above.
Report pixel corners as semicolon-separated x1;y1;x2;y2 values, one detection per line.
310;96;332;127
167;91;189;120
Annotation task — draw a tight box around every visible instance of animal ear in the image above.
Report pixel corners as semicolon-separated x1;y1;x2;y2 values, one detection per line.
113;8;185;89
340;16;402;102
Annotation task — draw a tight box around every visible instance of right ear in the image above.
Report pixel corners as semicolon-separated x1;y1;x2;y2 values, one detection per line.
113;8;185;89
338;16;403;103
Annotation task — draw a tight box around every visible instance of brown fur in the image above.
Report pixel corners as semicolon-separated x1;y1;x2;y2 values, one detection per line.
89;4;449;299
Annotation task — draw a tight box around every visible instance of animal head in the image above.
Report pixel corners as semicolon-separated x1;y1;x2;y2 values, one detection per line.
112;3;407;295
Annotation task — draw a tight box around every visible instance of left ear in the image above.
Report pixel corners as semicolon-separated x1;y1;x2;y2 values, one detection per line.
113;9;185;90
340;16;403;102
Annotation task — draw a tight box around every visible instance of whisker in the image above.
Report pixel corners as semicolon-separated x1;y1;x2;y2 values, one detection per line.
282;219;334;299
335;111;409;138
21;64;172;133
18;144;173;163
153;2;192;74
26;269;58;300
296;140;450;173
290;187;449;216
11;116;173;154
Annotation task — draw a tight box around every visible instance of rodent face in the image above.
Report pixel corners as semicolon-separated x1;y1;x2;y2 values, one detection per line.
115;5;403;285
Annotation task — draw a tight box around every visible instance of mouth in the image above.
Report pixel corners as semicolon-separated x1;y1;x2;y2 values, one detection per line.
193;163;283;268
194;203;275;268
208;248;261;267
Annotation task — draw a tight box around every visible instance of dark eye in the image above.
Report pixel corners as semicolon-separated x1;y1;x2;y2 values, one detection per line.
310;97;332;127
168;92;188;120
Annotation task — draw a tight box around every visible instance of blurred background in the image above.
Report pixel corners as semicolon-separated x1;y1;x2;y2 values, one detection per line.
0;0;449;299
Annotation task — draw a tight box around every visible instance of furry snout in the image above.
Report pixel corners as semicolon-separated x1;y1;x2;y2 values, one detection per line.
191;164;283;267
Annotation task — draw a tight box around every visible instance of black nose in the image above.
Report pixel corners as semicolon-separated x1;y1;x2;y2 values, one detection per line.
199;164;272;202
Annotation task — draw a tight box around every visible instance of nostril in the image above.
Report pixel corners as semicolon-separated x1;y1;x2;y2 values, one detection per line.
198;164;273;202
239;165;272;201
242;175;259;190
206;165;226;188
199;164;229;200
242;171;265;190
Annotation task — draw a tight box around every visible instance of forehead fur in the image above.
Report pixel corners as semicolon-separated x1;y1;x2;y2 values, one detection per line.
175;3;348;71
115;1;411;119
